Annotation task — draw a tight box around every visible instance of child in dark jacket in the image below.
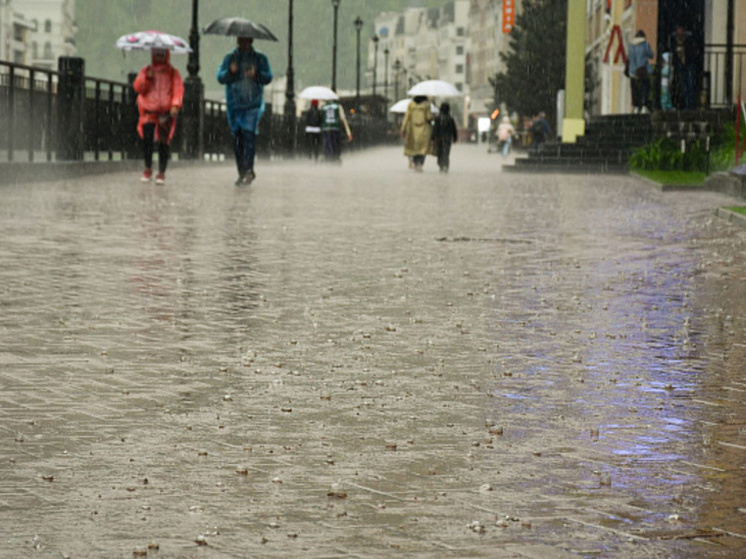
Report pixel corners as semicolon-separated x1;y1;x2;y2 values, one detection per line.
432;102;458;172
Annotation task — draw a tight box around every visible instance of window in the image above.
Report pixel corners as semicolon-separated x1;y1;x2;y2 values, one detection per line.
44;42;53;59
456;27;464;36
32;42;38;59
455;64;464;74
456;46;464;55
44;20;52;33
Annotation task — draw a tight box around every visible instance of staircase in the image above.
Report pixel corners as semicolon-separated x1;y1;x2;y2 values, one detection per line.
504;114;653;174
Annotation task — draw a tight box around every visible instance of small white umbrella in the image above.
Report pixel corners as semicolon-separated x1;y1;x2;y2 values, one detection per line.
115;30;192;53
389;98;439;114
298;86;339;101
407;79;461;97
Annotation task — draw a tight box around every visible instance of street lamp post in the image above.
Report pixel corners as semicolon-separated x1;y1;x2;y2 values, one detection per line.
393;59;401;102
354;16;363;109
285;0;296;154
184;0;204;159
383;48;389;102
371;35;379;97
331;0;340;91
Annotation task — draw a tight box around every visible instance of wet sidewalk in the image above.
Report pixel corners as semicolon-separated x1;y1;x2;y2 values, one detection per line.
1;145;745;558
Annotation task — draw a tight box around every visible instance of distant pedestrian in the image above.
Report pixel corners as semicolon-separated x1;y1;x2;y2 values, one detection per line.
660;52;673;111
320;99;353;163
303;99;323;160
627;30;654;114
217;36;273;186
529;112;551;154
671;25;698;110
133;48;183;185
496;116;516;158
431;102;458;173
401;96;432;172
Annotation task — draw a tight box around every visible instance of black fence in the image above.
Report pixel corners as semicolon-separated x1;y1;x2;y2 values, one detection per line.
0;58;394;164
704;43;746;108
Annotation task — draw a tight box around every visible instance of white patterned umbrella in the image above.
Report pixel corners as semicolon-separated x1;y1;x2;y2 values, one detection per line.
115;30;192;53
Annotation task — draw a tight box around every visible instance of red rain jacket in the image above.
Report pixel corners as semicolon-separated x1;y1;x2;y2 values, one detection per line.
133;51;184;143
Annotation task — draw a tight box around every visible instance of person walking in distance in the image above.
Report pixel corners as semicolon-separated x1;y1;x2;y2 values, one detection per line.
133;48;183;185
217;36;273;186
303;99;323;160
627;30;654;114
529;112;551;154
496;116;516;158
431;102;458;173
400;96;432;172
320;99;353;163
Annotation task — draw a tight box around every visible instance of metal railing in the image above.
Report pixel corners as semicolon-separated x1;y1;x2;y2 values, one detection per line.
704;43;746;108
0;61;59;162
1;58;395;165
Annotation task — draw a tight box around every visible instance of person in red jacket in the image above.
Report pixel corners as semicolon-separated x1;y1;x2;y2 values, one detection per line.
133;48;184;184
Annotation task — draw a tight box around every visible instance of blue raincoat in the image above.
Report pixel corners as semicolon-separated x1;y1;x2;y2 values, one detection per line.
217;47;273;134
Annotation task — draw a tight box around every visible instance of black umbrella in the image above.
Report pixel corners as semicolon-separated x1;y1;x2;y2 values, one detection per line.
203;17;279;41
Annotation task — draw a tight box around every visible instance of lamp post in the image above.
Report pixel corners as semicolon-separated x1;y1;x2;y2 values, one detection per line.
331;0;340;91
354;16;363;109
183;0;204;159
285;0;296;154
393;59;401;101
383;48;389;102
371;35;379;97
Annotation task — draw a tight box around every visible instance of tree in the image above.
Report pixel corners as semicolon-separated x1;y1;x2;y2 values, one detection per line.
492;0;567;123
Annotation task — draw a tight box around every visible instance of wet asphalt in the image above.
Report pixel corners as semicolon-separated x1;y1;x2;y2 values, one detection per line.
1;144;745;558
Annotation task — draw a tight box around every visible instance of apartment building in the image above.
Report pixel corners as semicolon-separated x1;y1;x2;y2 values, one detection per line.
0;0;76;68
0;2;35;64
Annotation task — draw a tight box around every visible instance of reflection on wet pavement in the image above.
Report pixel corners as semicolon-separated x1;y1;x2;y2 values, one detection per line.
0;144;744;557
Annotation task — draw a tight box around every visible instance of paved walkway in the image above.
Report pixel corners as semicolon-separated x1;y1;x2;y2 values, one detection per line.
1;145;745;558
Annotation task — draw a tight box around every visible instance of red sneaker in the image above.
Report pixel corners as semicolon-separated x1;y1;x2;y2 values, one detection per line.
155;172;165;185
141;168;152;182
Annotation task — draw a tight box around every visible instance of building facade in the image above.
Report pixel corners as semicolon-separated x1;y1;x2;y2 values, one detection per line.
0;0;76;68
586;0;745;115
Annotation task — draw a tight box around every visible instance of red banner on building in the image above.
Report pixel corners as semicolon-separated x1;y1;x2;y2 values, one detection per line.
503;0;515;33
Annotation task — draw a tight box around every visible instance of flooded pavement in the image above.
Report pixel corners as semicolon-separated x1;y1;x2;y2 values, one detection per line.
0;144;744;558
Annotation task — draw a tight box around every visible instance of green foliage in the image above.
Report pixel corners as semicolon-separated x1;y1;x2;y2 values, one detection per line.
629;122;737;174
491;0;567;122
75;0;444;96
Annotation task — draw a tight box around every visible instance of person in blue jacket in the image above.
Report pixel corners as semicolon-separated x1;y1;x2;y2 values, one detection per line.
627;30;654;114
217;37;273;185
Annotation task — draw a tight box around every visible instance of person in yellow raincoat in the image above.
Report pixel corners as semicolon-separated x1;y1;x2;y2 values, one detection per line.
400;96;432;172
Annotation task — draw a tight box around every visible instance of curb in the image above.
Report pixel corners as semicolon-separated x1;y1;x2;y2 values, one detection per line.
629;172;704;192
714;207;746;228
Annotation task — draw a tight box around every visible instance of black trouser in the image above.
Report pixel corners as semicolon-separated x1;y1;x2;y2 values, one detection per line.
142;123;170;173
436;138;452;169
412;154;425;166
323;130;341;161
631;76;650;109
233;128;256;177
306;133;321;160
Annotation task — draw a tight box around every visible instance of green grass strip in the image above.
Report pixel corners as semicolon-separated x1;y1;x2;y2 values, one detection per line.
634;169;707;185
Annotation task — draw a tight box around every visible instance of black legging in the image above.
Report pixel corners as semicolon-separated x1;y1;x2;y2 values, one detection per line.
142;123;170;173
